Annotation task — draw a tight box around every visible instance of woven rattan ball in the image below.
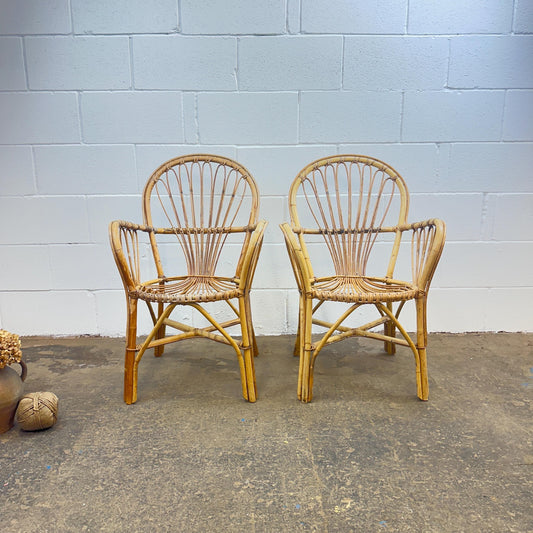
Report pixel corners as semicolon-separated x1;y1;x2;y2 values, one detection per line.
16;392;58;431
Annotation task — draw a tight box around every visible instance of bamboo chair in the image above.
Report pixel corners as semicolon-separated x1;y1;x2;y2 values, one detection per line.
110;155;267;404
280;155;446;403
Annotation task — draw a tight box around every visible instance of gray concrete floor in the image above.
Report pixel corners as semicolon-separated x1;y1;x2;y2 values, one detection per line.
1;333;532;532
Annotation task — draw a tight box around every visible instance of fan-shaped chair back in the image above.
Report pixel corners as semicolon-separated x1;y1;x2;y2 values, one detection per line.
289;155;409;277
142;155;259;279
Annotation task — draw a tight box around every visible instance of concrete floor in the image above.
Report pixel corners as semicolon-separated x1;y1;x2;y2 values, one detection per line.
1;333;532;532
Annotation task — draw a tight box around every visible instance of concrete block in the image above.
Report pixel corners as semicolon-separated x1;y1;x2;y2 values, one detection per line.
408;0;513;34
301;0;406;34
259;197;288;243
198;93;298;145
448;143;533;192
435;242;532;288
133;36;236;90
449;36;533;89
0;291;97;336
34;145;137;195
300;92;401;143
503;91;533;141
0;93;80;144
402;91;504;142
135;146;238;185
236;145;335;196
286;289;299;333
337;143;447;193
49;244;120;290
514;0;533;33
26;36;131;91
182;93;198;144
81;92;183;144
0;196;89;244
0;0;71;35
246;289;288;335
0;146;35;195
87;195;141;243
239;36;342;91
409;193;484;241
252;243;295;289
0;38;25;90
287;0;300;34
181;0;285;35
72;0;178;34
344;37;448;90
485;288;533;332
94;290;126;336
486;194;533;241
301;241;338;278
0;245;52;291
429;289;489;332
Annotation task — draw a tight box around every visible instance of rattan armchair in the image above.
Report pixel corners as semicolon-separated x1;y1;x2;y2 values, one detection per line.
280;155;445;402
110;155;267;404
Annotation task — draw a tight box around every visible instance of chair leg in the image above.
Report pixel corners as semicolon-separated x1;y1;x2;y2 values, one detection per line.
415;297;429;401
124;298;138;405
384;302;396;355
299;297;314;402
293;296;303;357
239;297;257;403
154;301;166;357
244;294;258;357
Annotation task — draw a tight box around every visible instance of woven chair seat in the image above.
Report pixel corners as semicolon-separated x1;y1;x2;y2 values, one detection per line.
134;276;242;303
311;275;418;303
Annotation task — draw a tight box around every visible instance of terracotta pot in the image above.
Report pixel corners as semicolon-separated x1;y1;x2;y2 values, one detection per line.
0;360;27;434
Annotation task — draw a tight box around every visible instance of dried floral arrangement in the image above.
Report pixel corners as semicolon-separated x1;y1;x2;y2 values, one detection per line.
0;329;22;369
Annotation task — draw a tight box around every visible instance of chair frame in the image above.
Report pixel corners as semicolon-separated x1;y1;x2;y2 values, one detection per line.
110;154;267;404
280;155;446;402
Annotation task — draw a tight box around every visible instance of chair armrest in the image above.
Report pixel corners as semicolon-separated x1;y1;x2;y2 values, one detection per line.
279;223;313;293
238;220;268;291
109;220;153;291
401;219;446;292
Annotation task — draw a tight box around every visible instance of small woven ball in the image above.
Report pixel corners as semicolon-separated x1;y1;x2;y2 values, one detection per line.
16;392;58;431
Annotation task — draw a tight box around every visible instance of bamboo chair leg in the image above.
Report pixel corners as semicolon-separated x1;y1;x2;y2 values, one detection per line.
299;297;314;402
239;297;257;403
244;294;258;357
296;296;307;400
154;301;166;357
124;298;138;405
294;296;303;357
416;297;429;401
384;302;396;355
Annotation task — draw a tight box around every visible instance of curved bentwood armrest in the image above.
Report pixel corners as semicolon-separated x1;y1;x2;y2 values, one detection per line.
109;220;152;291
400;218;446;292
238;220;268;292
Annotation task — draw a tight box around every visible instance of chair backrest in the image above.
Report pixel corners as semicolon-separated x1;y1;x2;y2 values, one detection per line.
143;154;259;278
288;155;410;278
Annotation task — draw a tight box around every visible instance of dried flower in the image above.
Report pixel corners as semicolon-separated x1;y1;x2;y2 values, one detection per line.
0;330;22;369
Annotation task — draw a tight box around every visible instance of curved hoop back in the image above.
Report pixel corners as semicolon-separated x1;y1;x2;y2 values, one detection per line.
143;154;259;229
289;155;410;276
143;154;259;277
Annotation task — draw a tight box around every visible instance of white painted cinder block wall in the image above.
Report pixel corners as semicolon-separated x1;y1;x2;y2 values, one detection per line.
0;0;532;336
